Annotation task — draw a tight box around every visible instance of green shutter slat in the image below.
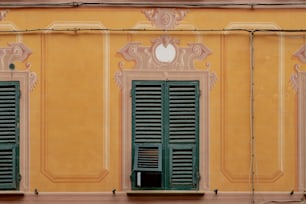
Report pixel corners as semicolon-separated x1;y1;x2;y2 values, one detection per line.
0;91;15;94
169;104;195;107
0;120;16;124
0;81;19;190
134;144;162;172
0;115;16;119
136;115;162;119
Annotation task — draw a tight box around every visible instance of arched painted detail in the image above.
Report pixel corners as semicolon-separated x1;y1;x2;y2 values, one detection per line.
115;35;215;89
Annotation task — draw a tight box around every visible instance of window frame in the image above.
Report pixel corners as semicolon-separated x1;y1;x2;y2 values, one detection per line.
120;70;210;192
0;81;20;190
0;71;30;192
131;80;200;190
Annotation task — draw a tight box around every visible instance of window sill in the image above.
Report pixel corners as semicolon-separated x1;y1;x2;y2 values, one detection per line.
0;191;24;196
127;190;205;196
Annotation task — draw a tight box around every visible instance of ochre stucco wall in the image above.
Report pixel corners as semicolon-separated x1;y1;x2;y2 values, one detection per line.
0;8;304;193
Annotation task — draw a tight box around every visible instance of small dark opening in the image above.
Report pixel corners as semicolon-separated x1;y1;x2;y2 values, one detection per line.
139;171;162;188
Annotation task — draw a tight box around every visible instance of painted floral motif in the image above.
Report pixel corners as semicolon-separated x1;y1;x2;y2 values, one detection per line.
118;35;211;70
0;43;32;71
116;35;216;89
143;8;188;30
0;43;37;91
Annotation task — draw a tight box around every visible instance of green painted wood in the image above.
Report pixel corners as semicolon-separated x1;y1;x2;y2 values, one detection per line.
0;81;20;190
169;144;197;190
133;144;162;172
132;80;199;190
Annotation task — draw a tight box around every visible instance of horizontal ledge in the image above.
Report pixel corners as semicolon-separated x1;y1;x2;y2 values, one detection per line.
127;190;205;196
0;191;24;196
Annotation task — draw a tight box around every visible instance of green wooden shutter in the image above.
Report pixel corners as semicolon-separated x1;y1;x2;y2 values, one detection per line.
132;81;163;172
131;80;200;190
169;144;196;189
133;144;162;172
166;81;199;190
132;81;163;144
0;82;20;190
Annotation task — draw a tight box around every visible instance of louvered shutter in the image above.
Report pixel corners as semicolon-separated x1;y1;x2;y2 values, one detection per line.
133;144;162;172
169;144;196;189
0;82;20;190
131;80;199;190
167;82;199;189
132;81;163;172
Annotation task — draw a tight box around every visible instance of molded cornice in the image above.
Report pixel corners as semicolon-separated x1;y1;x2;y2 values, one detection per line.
1;0;306;8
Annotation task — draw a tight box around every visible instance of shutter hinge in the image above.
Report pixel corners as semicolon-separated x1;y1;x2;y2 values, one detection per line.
193;172;200;187
19;89;21;99
130;89;132;97
198;90;201;97
197;172;201;181
18;174;22;182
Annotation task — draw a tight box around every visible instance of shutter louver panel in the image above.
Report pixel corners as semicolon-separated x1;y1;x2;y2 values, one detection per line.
0;82;19;190
0;84;19;144
169;145;196;189
0;145;17;189
134;144;162;172
133;82;163;144
168;83;199;144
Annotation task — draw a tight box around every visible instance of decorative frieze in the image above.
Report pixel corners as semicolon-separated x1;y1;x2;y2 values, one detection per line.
116;35;216;90
118;35;211;70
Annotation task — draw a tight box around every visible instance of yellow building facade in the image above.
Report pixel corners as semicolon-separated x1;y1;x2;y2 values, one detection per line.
0;1;305;203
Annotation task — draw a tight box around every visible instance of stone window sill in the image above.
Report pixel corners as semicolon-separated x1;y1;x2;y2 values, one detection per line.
0;191;24;196
127;190;205;196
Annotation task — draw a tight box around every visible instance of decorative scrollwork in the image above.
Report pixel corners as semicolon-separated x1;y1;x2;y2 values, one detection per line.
290;64;300;92
0;43;32;71
117;35;211;71
294;45;306;63
0;10;8;21
115;35;216;89
0;42;38;91
142;8;188;30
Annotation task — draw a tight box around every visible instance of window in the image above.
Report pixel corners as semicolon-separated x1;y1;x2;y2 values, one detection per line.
0;81;20;190
131;80;199;190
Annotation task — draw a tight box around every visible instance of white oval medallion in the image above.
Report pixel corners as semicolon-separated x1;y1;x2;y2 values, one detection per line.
155;43;176;63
